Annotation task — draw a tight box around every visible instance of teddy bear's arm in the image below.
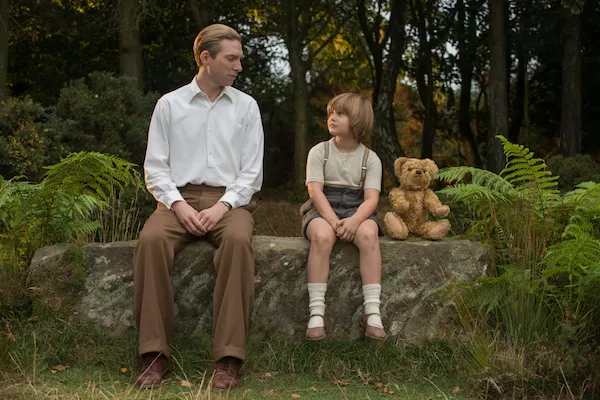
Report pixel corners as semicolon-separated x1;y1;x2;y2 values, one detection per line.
424;189;449;217
389;188;409;214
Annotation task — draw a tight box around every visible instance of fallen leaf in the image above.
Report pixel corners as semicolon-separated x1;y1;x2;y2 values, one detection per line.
332;378;352;386
452;386;461;393
291;394;301;398
261;389;278;396
180;380;193;387
311;386;318;392
374;382;383;390
5;321;15;342
53;365;67;371
50;369;57;374
264;372;272;377
120;367;128;373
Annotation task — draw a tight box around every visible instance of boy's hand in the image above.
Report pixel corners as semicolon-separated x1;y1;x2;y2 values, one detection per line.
337;217;360;242
326;217;341;233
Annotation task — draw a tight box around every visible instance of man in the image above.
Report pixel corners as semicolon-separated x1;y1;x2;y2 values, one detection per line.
133;24;264;391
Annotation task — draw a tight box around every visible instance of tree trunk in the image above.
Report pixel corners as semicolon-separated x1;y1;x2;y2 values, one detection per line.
509;49;526;143
188;0;208;30
370;0;408;185
508;1;529;143
412;0;436;159
416;59;436;159
487;0;508;173
119;0;143;90
286;2;310;186
0;0;8;100
290;50;309;185
560;4;582;157
456;0;481;166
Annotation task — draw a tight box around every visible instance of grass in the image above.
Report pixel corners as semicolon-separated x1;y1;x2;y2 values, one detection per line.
0;319;467;399
0;368;468;399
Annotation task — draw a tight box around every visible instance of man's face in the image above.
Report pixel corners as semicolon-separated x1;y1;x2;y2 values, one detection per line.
205;39;243;87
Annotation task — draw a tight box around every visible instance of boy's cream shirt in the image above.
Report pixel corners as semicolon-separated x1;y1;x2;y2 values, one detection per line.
305;138;382;191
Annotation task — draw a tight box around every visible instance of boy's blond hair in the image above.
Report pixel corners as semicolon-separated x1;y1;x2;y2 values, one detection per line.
193;24;241;68
327;93;374;143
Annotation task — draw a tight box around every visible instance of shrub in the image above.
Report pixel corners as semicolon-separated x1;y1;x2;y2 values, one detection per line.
438;136;600;396
0;97;51;180
47;72;159;168
547;153;600;192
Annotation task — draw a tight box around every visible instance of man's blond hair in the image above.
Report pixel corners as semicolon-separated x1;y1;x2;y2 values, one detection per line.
327;93;374;143
193;24;241;68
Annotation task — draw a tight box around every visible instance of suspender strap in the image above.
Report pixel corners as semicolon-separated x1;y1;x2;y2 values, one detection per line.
323;140;369;189
359;147;369;190
322;140;329;175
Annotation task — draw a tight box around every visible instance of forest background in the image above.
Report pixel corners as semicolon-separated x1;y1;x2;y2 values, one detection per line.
2;0;600;398
2;0;600;196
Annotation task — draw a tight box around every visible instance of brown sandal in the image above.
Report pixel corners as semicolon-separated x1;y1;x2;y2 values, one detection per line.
305;314;326;341
361;313;387;341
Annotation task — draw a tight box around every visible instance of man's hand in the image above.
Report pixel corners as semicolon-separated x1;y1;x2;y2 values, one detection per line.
336;217;360;242
197;202;229;232
172;201;206;236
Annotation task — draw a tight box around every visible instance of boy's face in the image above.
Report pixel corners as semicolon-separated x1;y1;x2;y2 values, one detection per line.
202;39;243;87
327;109;352;139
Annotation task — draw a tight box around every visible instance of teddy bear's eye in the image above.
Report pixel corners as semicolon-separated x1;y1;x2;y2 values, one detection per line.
408;168;413;171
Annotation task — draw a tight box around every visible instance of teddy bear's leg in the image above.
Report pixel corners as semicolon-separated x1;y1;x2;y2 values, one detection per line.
383;212;409;240
417;219;451;240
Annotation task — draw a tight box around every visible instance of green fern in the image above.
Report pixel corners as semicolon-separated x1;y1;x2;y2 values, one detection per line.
0;152;143;261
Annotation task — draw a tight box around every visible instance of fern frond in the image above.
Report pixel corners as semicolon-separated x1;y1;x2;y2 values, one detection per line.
497;136;559;196
437;183;512;205
438;167;514;193
542;236;600;279
41;151;143;202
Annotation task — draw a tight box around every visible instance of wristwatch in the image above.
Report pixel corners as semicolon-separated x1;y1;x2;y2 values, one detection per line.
220;201;232;210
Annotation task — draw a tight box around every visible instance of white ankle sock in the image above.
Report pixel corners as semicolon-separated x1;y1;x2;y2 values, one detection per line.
307;283;327;328
363;284;384;329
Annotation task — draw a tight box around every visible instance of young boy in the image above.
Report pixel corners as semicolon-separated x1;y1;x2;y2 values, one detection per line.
302;93;386;341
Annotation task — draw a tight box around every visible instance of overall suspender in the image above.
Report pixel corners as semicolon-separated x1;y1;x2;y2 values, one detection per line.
322;140;370;189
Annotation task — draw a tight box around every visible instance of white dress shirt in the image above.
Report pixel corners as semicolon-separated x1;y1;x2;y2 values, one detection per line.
144;77;264;209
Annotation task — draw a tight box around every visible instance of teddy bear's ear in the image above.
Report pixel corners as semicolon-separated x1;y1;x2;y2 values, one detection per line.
424;158;439;178
394;157;409;177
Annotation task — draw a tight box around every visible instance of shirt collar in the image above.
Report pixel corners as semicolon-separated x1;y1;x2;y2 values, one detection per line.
188;76;234;103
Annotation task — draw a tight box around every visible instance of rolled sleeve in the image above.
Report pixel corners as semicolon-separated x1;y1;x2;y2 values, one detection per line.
363;151;383;192
305;143;326;185
144;98;183;209
220;100;264;208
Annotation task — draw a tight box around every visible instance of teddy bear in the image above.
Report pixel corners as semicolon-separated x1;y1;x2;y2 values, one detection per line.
383;157;451;240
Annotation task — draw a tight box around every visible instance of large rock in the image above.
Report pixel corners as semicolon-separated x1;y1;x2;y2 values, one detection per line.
29;237;488;341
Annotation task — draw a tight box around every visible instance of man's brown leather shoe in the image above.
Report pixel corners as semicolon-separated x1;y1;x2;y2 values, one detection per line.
135;352;168;389
211;356;241;391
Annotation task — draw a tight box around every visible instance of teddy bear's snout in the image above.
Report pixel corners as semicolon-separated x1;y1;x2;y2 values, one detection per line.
416;170;423;175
